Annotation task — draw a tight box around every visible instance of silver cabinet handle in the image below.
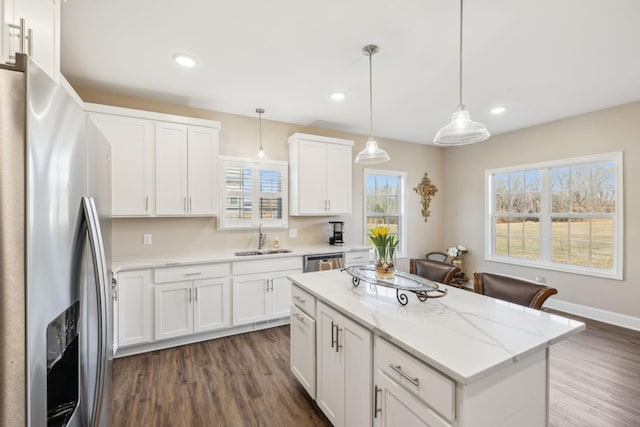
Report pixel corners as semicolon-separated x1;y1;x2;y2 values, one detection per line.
335;325;342;352
270;278;274;292
328;199;331;212
293;313;305;324
374;385;382;418
389;364;419;387
194;286;198;302
189;197;192;213
188;288;192;303
184;197;187;212
293;295;306;304
145;196;149;212
185;272;202;276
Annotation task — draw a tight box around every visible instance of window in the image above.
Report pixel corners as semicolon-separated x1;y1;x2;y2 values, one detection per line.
486;152;623;279
364;169;406;257
219;156;288;229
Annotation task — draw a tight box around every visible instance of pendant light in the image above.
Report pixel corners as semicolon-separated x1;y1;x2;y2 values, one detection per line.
355;45;390;164
433;0;490;145
256;108;266;159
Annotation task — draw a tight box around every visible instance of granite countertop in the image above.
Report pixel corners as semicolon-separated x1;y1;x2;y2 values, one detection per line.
288;269;585;385
112;244;370;272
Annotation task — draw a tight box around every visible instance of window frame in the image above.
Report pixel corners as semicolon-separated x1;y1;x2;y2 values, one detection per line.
363;169;407;259
218;156;288;230
485;151;623;280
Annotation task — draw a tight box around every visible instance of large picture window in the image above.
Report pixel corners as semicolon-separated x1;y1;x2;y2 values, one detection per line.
486;152;623;279
364;169;406;258
219;156;288;229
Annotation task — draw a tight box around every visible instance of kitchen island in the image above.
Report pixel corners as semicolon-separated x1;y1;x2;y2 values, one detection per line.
288;269;585;427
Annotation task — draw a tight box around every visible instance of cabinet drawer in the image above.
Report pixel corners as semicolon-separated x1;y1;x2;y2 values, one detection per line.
345;250;370;266
154;263;231;283
232;256;302;275
375;337;455;422
291;285;316;318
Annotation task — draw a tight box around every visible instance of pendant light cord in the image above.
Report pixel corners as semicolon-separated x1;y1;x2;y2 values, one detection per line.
368;48;374;138
459;0;464;107
256;108;264;150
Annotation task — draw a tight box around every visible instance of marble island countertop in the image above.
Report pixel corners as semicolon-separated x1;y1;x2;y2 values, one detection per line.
112;244;369;272
288;269;585;385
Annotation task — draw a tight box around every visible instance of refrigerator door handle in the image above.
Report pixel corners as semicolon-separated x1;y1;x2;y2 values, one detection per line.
81;197;109;427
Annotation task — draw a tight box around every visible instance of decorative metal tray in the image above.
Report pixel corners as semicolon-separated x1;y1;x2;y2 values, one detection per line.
343;265;447;305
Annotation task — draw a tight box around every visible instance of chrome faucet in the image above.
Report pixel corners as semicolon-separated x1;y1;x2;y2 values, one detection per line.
258;223;266;250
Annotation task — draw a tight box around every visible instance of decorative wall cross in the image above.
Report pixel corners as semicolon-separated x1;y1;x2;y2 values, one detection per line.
413;173;438;222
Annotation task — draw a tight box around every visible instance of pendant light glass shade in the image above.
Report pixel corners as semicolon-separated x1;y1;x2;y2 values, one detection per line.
256;108;266;159
434;0;490;146
354;138;390;164
355;45;390;164
433;105;490;145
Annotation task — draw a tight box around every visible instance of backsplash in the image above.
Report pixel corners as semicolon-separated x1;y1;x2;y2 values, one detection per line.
111;216;356;259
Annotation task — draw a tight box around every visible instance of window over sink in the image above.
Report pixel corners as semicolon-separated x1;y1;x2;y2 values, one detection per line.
218;156;288;229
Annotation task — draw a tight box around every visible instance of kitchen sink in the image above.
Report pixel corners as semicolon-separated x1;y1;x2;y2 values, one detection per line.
234;249;292;256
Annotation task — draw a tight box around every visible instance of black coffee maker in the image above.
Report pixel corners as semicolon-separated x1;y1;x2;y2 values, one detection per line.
329;221;345;246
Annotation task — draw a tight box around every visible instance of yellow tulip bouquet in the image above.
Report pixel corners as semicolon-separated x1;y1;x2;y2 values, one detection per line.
369;226;399;279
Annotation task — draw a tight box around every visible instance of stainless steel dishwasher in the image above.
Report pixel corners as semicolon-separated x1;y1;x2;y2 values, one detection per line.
303;253;345;272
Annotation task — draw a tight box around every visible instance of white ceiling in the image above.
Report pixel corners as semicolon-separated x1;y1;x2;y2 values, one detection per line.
60;0;640;145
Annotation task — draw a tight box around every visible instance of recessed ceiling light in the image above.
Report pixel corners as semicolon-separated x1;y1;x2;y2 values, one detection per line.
490;106;507;115
173;54;197;68
330;91;346;101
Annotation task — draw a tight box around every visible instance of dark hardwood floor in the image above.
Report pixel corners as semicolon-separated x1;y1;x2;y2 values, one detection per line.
111;313;640;427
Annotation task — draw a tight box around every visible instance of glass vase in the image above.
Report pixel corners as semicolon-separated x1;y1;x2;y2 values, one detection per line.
374;245;396;279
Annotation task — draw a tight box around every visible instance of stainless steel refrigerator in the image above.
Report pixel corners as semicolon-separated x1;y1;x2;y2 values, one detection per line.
0;54;113;426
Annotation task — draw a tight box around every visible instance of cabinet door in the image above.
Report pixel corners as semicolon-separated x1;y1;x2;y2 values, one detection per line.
297;139;327;214
325;143;352;214
290;305;316;399
270;271;294;319
316;303;345;426
343;313;372;427
193;278;230;333
154;282;193;340
155;122;188;215
232;274;269;325
374;371;450;427
187;125;218;216
117;270;153;348
91;114;154;216
8;0;59;79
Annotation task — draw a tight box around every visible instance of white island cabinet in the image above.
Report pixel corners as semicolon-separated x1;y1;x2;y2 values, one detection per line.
288;270;585;427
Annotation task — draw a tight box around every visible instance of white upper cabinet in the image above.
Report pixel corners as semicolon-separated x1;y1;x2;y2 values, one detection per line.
288;133;353;216
90;113;155;217
155;122;218;216
86;104;221;217
2;0;60;80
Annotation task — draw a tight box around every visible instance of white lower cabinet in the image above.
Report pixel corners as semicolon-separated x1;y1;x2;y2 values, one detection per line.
153;263;231;341
316;301;372;427
115;269;153;348
232;269;297;325
290;304;315;399
154;277;231;340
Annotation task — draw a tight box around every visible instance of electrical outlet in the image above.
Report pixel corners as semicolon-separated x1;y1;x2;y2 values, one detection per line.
143;234;152;245
288;228;297;238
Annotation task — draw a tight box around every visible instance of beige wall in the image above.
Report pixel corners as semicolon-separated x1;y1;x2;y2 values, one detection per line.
77;88;445;272
442;102;640;318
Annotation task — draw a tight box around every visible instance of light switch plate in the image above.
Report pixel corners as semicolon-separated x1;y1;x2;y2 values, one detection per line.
143;234;152;245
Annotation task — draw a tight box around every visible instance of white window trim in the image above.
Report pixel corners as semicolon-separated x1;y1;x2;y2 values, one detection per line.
363;169;407;259
218;156;288;230
485;151;623;280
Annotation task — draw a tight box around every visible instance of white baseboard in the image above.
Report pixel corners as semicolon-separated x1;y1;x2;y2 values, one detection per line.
544;298;640;332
